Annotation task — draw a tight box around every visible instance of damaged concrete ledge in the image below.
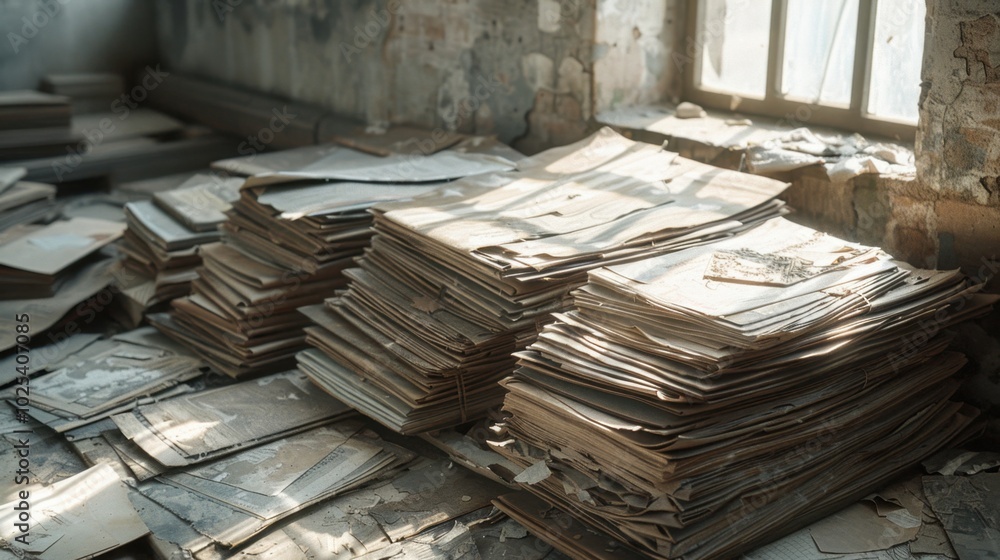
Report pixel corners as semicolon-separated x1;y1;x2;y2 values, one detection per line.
598;103;998;286
597;103;915;158
603;105;999;292
597;103;923;262
598;103;811;155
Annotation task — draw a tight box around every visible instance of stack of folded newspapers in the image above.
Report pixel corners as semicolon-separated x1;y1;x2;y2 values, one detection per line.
298;128;789;433
152;143;516;377
490;217;996;560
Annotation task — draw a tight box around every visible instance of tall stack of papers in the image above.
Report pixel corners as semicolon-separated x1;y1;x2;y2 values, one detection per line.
116;173;243;323
297;128;789;434
0;217;124;299
489;217;996;560
152;145;516;378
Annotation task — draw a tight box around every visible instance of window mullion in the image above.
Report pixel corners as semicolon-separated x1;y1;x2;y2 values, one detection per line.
764;0;787;104
850;0;876;117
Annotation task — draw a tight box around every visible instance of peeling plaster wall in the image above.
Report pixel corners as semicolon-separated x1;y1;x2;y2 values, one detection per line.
593;0;683;113
914;0;1000;415
154;0;604;153
914;0;1000;271
0;0;157;90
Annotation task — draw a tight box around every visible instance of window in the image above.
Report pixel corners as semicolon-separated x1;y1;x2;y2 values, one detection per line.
685;0;925;140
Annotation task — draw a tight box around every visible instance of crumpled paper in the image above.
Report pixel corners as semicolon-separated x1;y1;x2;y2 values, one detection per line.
745;127;914;182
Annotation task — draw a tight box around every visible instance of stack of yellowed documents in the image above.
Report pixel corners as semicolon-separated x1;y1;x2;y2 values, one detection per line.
152;144;516;377
298;128;789;434
490;217;997;560
116;173;243;322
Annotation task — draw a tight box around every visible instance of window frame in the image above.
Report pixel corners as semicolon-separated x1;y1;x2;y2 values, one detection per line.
683;0;918;141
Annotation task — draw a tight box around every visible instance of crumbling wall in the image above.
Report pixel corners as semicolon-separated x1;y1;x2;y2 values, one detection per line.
915;0;1000;269
910;0;1000;414
154;0;587;152
593;0;683;113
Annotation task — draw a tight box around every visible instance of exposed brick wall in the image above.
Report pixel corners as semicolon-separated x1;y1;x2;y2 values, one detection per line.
913;0;1000;274
912;0;1000;416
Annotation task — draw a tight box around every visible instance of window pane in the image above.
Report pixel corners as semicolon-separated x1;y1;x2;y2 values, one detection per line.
868;0;925;123
697;0;772;99
781;0;859;106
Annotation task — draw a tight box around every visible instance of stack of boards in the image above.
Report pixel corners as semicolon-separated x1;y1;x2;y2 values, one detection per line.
40;72;124;113
0;166;56;232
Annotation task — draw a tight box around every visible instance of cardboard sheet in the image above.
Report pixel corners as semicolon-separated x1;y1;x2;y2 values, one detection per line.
0;217;123;276
112;371;353;467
